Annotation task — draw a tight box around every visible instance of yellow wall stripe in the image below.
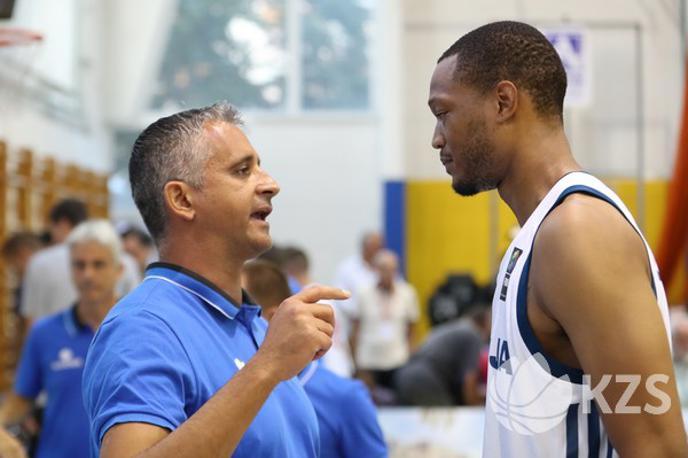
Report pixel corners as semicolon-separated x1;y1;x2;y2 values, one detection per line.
405;178;683;339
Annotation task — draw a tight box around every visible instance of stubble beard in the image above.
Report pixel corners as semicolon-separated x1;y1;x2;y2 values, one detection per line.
451;119;498;197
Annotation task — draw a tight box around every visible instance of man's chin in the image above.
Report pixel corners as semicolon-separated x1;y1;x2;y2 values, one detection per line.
77;293;102;304
452;177;497;197
452;180;480;197
250;234;273;256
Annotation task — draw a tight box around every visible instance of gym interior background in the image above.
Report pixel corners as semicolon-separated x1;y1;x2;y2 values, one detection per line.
1;0;688;456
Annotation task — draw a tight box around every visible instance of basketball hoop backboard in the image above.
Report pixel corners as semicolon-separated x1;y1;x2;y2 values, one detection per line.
0;25;43;138
0;26;41;46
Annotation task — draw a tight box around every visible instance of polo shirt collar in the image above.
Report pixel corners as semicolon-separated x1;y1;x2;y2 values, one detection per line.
144;262;259;321
63;304;91;337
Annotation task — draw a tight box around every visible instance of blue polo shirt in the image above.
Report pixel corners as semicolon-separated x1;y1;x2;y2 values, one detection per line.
82;263;319;457
15;306;93;458
299;361;388;458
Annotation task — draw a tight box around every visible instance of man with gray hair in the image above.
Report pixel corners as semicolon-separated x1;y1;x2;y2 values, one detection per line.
82;102;349;457
21;199;141;322
0;220;123;458
351;249;419;397
329;231;385;377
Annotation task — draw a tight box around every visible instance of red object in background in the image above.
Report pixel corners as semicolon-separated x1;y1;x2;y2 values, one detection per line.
685;253;688;303
479;347;489;384
0;27;43;47
657;58;688;295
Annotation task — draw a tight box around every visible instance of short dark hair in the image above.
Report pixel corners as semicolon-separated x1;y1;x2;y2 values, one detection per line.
438;21;567;120
1;231;42;258
122;226;153;248
462;302;491;324
281;246;309;276
49;198;88;226
129;101;242;244
243;260;292;310
257;245;287;267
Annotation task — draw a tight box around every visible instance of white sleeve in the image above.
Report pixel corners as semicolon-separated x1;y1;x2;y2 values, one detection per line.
348;288;364;320
116;254;142;295
406;285;420;323
20;256;46;318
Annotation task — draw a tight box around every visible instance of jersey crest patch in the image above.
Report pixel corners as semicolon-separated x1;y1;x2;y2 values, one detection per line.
499;248;523;301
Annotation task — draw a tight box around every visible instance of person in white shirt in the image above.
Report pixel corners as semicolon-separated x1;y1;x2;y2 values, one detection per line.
334;232;384;304
330;232;384;377
351;249;419;393
21;199;141;323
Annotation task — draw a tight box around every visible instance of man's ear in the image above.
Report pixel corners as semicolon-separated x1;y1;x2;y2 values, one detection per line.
495;80;518;123
163;181;196;223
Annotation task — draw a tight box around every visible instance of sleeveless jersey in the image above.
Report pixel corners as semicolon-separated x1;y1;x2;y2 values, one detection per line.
483;172;672;457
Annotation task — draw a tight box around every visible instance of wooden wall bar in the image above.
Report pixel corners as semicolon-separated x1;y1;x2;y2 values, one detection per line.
0;142;8;391
0;140;110;389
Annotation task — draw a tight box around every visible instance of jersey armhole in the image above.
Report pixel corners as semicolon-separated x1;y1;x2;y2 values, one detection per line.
516;184;656;385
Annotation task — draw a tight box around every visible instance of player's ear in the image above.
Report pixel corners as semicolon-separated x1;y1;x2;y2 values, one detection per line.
163;181;196;223
495;80;518;123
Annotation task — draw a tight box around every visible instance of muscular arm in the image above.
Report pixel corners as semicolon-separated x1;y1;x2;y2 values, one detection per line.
459;331;484;406
101;356;281;458
406;322;416;353
0;393;32;458
99;286;346;458
0;392;31;426
531;195;687;457
461;371;482;405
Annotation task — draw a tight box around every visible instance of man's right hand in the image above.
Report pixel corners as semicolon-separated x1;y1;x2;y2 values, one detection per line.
255;285;350;382
0;427;27;458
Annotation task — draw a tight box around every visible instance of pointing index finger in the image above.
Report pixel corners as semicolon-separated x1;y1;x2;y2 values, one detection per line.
294;284;351;303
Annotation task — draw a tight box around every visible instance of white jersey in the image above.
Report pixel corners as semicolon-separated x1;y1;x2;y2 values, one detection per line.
483;172;671;458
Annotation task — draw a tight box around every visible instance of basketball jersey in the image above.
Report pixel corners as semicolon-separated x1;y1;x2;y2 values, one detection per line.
483;172;672;458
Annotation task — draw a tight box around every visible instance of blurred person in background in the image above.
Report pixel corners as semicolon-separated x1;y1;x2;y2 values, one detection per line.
281;246;311;293
670;305;688;406
258;245;303;295
0;232;44;452
334;231;384;309
275;245;357;379
121;225;157;275
331;232;384;377
395;303;491;406
0;220;123;458
21;198;88;322
21;199;141;323
242;259;388;458
351;250;419;399
1;232;42;322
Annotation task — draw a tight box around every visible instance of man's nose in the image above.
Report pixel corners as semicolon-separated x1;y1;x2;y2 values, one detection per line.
259;171;280;197
432;124;445;150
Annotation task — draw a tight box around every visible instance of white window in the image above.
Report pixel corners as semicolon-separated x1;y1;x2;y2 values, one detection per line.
151;0;374;113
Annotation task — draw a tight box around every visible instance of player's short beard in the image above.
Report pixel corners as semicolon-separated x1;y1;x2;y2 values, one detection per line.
451;118;499;197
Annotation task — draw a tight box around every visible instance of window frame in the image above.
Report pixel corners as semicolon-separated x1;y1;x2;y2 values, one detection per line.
143;0;379;120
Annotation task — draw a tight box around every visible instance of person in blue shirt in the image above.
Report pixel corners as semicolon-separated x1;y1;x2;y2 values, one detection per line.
82;102;350;458
0;219;124;458
242;259;388;458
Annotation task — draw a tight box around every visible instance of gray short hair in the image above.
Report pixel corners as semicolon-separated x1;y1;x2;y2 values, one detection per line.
129;101;242;243
67;219;122;265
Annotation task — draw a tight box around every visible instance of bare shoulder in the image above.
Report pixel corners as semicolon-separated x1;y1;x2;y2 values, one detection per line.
533;193;647;276
526;196;687;458
530;193;652;322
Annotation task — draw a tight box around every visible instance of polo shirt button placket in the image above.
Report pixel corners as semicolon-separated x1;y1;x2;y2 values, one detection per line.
236;308;261;348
